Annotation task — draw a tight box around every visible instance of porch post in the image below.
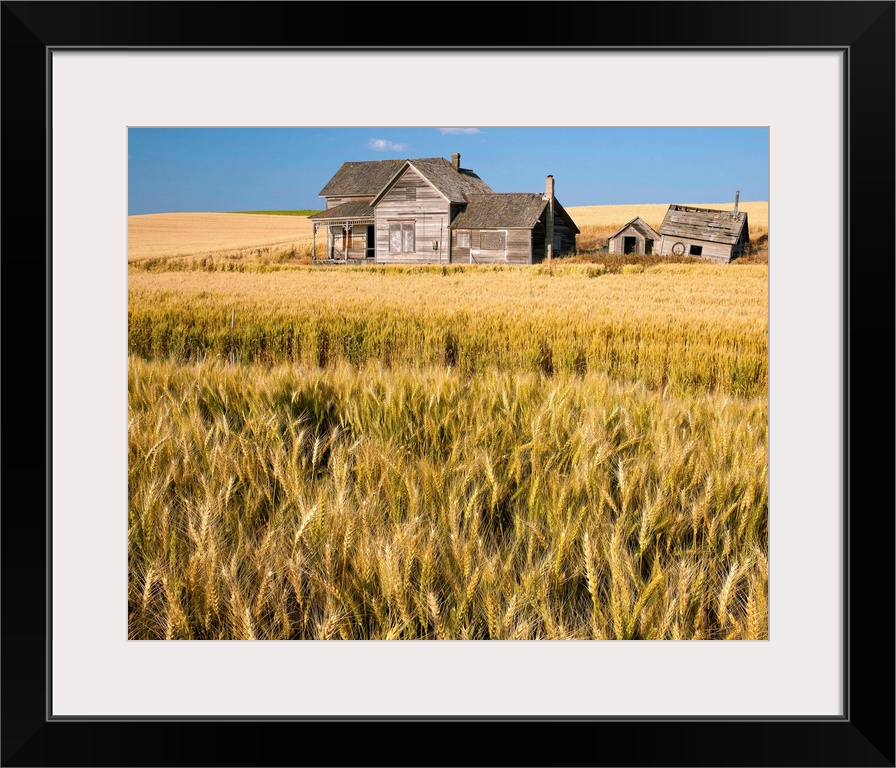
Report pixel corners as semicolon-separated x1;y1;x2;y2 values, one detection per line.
312;223;317;264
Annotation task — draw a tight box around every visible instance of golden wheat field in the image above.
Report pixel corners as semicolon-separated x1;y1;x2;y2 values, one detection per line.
127;206;769;641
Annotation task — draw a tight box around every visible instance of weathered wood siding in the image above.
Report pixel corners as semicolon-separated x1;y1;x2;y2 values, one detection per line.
469;229;496;264
659;234;734;263
555;223;576;255
451;229;471;264
449;223;571;264
457;229;529;264
529;219;575;262
504;230;531;264
374;168;451;263
531;220;546;264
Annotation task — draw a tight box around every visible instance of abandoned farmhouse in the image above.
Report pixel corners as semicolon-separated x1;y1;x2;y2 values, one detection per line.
309;153;580;265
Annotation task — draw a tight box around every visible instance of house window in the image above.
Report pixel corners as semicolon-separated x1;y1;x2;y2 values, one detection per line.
389;221;415;253
480;231;505;250
689;245;703;256
456;231;471;248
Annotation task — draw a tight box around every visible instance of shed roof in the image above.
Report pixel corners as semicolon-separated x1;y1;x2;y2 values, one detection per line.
308;200;375;222
608;216;662;241
372;158;493;205
317;160;405;198
658;205;749;245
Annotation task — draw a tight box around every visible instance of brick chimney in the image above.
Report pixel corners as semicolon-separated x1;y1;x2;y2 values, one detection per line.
545;174;555;200
452;152;461;171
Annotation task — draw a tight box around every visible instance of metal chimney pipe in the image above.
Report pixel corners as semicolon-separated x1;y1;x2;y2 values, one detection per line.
733;190;740;216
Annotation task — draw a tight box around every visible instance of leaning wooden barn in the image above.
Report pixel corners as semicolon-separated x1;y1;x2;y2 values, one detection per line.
607;216;662;255
309;154;578;264
657;193;750;263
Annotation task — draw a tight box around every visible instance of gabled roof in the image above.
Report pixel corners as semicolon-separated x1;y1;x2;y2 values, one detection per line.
608;216;661;241
317;160;405;198
658;205;749;245
308;200;375;222
372;157;493;205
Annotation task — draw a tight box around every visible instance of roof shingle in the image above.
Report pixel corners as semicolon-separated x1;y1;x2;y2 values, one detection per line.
308;200;375;221
402;158;493;203
449;193;548;229
318;160;406;198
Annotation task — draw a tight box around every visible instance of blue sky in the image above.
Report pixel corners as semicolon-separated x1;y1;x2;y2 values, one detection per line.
127;127;768;215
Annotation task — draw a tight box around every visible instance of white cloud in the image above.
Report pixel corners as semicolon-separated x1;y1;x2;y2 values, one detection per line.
438;128;481;135
368;138;407;152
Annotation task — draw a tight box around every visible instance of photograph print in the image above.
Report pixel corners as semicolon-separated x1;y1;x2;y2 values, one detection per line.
127;126;769;641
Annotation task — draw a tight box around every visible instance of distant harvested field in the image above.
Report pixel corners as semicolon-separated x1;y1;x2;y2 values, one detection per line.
566;202;768;235
128;212;317;263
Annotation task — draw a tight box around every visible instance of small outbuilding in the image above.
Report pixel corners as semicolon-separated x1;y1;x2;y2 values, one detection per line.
658;193;750;264
607;217;662;255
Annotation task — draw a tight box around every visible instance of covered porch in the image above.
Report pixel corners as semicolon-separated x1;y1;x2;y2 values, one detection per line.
308;202;376;264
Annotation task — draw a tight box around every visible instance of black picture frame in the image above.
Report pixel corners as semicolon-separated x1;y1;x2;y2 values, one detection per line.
3;2;893;766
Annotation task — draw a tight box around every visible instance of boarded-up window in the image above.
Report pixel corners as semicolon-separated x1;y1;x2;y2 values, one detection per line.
389;221;415;253
480;231;505;250
456;231;471;248
405;186;416;201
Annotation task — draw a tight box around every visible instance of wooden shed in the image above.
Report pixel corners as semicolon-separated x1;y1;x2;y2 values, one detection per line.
658;194;750;263
607;217;662;255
